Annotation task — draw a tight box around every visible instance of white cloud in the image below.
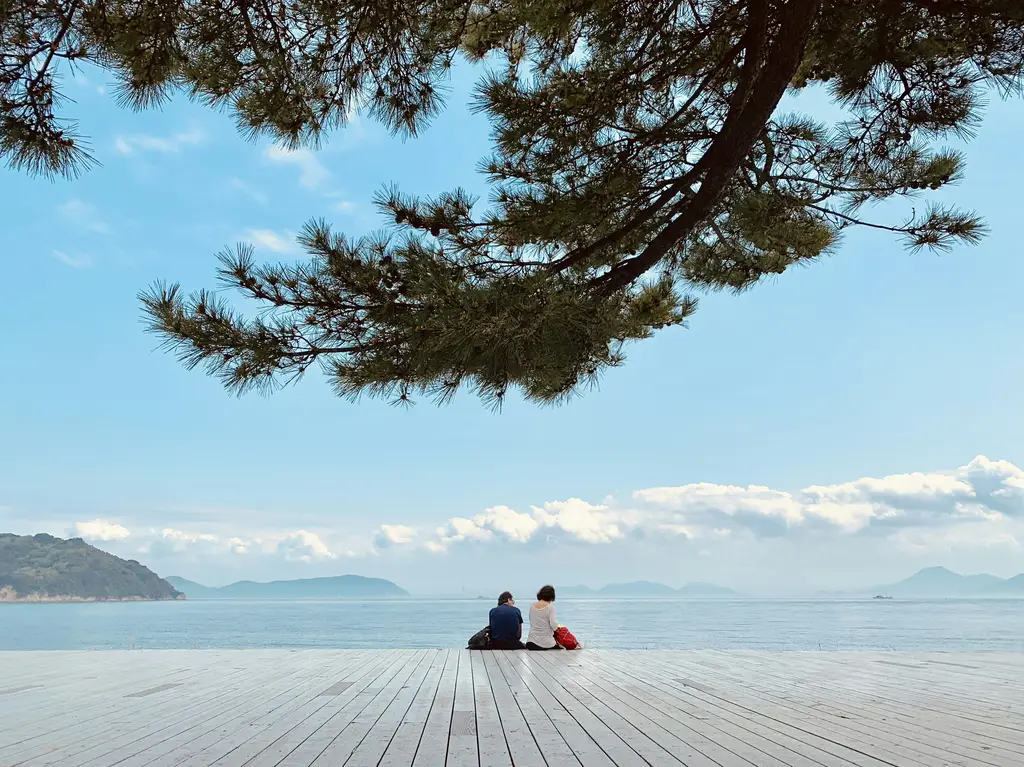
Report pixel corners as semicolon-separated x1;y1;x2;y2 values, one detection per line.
264;145;330;190
635;482;807;537
114;128;205;155
57;199;109;234
246;229;298;254
334;200;356;214
375;524;418;548
276;530;336;562
74;520;130;541
160;528;219;547
117;526;351;566
533;499;627;543
52;249;91;268
800;455;1024;529
480;505;541;543
395;500;629;553
374;456;1024;554
423;506;537;552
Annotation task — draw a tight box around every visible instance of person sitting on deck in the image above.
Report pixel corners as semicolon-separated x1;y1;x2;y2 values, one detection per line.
526;585;561;651
488;591;525;650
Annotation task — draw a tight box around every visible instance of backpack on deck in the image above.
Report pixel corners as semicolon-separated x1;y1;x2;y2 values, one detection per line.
467;626;491;650
554;626;580;650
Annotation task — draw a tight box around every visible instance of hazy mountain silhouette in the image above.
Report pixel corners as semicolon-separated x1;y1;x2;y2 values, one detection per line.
992;574;1024;594
879;567;1024;597
677;581;738;597
165;574;408;599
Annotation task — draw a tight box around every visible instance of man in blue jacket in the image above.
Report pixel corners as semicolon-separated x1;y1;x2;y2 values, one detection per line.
488;591;525;650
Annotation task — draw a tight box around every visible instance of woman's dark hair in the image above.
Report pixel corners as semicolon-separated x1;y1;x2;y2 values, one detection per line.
537;585;556;602
498;591;513;605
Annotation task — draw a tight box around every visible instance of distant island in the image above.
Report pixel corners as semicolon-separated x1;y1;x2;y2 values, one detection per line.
559;580;737;598
165;574;409;599
0;533;182;602
876;567;1024;598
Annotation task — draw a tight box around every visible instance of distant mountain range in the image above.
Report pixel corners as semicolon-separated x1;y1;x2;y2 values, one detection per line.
559;580;737;598
877;567;1024;598
165;575;409;599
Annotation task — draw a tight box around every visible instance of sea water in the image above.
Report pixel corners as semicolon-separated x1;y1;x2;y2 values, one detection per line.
0;598;1021;652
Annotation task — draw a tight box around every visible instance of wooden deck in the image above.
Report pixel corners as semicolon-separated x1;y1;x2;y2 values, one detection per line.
1;650;1022;766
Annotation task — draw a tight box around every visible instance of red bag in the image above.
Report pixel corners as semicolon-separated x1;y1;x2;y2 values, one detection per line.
554;626;580;650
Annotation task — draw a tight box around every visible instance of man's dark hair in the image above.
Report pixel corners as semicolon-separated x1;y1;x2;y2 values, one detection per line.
537;585;556;602
498;591;513;605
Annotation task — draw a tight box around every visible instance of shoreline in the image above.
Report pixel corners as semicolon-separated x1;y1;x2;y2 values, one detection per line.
0;588;184;604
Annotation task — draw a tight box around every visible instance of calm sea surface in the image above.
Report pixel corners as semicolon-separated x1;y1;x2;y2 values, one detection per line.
1;598;1021;652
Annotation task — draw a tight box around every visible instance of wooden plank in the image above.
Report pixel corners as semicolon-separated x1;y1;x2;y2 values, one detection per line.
627;651;1013;767
470;651;512;767
24;651;339;767
342;650;440;767
780;652;1024;721
768;651;1023;712
689;651;1024;764
527;652;687;767
446;650;479;767
787;653;1024;733
409;648;457;767
196;652;396;767
273;652;420;767
146;650;386;767
308;650;432;766
241;651;401;767
0;652;240;738
502;652;617;767
547;651;802;767
2;650;1023;767
0;658;262;763
378;649;449;767
0;650;269;740
491;651;581;767
528;654;725;767
593;651;902;767
479;653;546;767
631;651;967;767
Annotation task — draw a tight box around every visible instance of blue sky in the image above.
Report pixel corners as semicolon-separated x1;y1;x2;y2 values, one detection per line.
2;63;1023;594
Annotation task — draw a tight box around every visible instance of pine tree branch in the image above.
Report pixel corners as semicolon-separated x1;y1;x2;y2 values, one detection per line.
596;0;821;293
547;34;749;275
806;203;911;234
26;1;80;100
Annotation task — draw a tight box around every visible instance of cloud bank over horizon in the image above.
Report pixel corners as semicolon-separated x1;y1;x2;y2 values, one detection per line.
4;455;1022;591
368;454;1023;552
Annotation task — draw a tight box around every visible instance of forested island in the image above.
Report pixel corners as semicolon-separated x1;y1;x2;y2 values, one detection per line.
0;533;183;602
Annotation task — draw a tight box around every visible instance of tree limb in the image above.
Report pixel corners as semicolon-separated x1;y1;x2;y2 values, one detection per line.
596;0;821;293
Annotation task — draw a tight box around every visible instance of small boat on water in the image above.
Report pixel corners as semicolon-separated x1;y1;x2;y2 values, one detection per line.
873;594;893;600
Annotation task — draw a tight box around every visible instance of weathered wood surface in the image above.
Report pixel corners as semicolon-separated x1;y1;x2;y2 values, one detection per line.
1;650;1021;766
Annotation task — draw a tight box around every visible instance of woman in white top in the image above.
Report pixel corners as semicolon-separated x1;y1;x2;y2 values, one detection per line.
525;584;561;650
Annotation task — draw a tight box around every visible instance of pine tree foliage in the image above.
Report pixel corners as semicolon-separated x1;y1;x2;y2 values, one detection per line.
6;1;1023;406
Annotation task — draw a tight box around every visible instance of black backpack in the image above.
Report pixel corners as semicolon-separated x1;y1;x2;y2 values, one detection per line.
467;626;491;650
